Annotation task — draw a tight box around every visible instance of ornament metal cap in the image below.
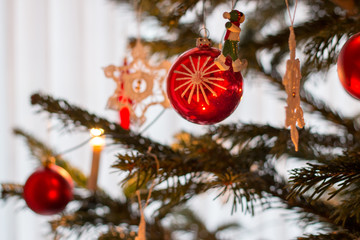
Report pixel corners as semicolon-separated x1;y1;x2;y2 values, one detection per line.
42;156;56;167
196;37;211;48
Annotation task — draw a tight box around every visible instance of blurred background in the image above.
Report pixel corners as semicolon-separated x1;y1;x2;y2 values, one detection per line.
1;0;359;239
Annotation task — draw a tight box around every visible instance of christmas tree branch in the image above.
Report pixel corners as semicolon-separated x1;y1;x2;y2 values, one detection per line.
30;92;355;223
330;192;360;228
300;92;359;137
13;128;88;188
1;183;23;200
211;123;351;162
133;24;199;58
1;182;170;239
167;206;241;240
288;151;360;230
98;229;137;240
30;93;176;157
30;93;268;216
289;152;360;202
114;142;345;230
112;0;225;31
50;192;141;232
113;144;274;215
241;14;355;68
268;179;360;234
52;191;223;240
298;231;358;240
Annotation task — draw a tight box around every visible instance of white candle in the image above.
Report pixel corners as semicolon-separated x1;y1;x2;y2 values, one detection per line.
87;128;105;191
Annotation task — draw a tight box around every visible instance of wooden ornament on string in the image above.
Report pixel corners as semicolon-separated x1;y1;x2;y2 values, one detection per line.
135;148;159;240
104;40;171;127
283;0;305;151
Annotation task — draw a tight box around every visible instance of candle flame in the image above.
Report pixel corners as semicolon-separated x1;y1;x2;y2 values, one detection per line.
90;128;105;149
90;128;104;137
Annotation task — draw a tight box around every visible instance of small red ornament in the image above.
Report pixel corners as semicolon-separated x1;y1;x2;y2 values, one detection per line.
167;38;243;124
23;164;73;215
337;32;360;100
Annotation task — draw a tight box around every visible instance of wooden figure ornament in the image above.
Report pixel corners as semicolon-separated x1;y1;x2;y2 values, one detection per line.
214;10;247;72
282;0;305;151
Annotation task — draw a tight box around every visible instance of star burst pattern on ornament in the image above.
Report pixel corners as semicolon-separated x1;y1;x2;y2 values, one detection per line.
174;56;226;105
104;40;171;127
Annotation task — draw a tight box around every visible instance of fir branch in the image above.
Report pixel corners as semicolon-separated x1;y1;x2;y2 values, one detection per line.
211;123;351;161
50;192;167;239
30;93;276;215
132;24;199;57
330;192;360;228
150;180;210;219
13;128;88;188
1;183;23;200
266;177;360;234
30;93;176;157
113;143;275;215
246;0;288;31
297;231;359;240
300;89;358;138
0;183;168;240
114;142;338;224
51;192;140;231
167;207;241;240
98;228;137;240
289;152;360;202
29;93;359;233
112;0;226;31
242;9;360;70
299;92;359;138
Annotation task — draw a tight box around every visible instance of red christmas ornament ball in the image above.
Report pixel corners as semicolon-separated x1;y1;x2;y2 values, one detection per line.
337;32;360;100
167;45;243;124
23;164;74;215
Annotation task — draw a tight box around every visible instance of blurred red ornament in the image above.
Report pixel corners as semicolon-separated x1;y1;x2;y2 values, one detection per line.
167;40;243;124
23;164;73;215
337;33;360;100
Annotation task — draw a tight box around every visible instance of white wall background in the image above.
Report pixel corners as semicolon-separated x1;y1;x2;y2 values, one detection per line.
1;0;359;239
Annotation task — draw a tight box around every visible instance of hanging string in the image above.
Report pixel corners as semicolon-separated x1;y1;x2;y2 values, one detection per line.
285;0;298;26
135;0;142;41
282;0;304;152
54;136;94;157
231;0;236;10
139;108;166;134
202;0;208;38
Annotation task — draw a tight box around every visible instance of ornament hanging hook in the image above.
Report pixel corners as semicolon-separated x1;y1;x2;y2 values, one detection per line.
198;28;210;39
201;0;208;38
285;0;298;58
134;0;143;41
